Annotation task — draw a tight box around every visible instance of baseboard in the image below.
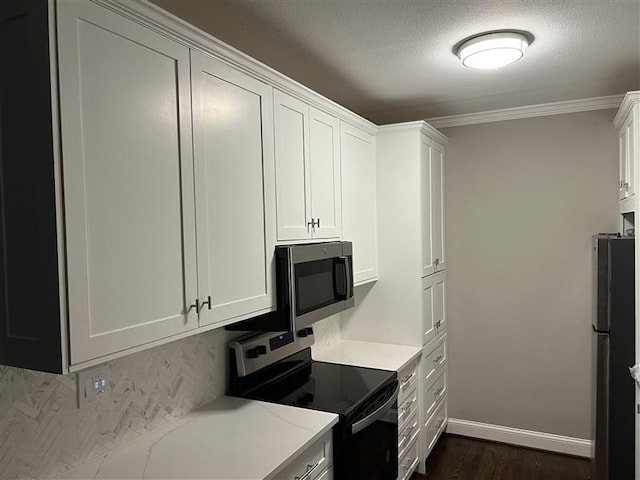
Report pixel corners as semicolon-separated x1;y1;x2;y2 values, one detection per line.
446;418;592;458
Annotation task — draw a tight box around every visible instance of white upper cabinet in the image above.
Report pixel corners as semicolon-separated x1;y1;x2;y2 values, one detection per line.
615;92;639;206
309;107;342;239
341;122;378;285
420;134;446;277
421;137;434;277
57;1;198;364
190;51;276;327
431;140;446;272
274;90;342;241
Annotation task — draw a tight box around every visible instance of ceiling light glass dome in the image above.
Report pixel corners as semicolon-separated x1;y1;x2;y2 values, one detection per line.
457;32;529;70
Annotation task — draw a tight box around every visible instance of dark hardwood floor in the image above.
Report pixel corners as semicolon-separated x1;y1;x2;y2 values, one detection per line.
410;434;591;480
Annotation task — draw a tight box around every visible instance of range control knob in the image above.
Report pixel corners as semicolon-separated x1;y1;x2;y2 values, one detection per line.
298;329;309;338
247;345;267;358
305;327;314;336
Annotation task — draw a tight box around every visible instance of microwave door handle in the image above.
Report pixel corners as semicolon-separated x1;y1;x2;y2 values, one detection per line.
346;256;353;299
334;256;349;299
351;383;399;435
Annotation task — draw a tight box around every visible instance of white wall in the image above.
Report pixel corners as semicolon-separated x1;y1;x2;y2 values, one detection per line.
441;109;619;439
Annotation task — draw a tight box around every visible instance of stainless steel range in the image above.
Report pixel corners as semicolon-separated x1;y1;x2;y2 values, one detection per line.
228;330;399;480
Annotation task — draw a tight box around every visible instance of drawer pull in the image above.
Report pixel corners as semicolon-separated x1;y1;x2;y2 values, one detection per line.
294;461;321;480
434;419;444;430
401;372;416;386
433;355;443;364
402;398;415;412
434;386;444;396
403;457;417;471
402;424;416;439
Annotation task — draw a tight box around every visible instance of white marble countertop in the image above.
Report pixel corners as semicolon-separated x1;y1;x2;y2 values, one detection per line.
312;340;422;372
60;396;338;480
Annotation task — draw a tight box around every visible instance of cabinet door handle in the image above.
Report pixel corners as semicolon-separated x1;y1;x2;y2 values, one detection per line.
434;258;440;266
307;220;314;232
316;218;320;228
200;296;212;311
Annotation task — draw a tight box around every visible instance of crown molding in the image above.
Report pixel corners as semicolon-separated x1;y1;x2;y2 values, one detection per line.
613;91;640;129
378;120;449;145
94;0;378;135
426;94;625;128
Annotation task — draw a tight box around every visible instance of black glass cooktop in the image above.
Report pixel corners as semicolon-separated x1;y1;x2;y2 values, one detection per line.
238;349;396;419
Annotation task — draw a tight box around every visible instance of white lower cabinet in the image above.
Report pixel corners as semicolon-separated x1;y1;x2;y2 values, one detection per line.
398;436;420;480
419;335;448;471
424;399;448;457
274;431;333;480
396;357;421;480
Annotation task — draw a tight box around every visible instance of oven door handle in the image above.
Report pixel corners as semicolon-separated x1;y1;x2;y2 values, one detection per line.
351;383;399;435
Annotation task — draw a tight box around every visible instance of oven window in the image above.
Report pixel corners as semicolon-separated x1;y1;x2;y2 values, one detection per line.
295;259;337;315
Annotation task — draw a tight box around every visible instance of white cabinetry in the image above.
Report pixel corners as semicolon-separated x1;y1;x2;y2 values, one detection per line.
274;430;333;480
341;122;378;285
422;271;446;346
57;1;199;364
1;0;376;374
190;51;276;327
274;90;341;242
615;92;639;213
397;357;421;480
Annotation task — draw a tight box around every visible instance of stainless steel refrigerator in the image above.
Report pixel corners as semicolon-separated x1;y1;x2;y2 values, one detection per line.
591;234;635;480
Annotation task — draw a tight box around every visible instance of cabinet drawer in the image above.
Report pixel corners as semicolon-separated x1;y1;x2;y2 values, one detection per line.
274;433;332;480
397;435;420;480
398;410;419;456
424;368;447;420
398;357;420;403
424;399;447;456
397;385;418;428
423;336;446;386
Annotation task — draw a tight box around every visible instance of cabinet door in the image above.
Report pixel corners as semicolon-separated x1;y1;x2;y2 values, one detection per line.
421;136;434;277
431;142;446;271
57;1;198;364
433;271;447;335
625;118;636;197
191;52;276;327
341;122;378;284
274;90;311;241
619;127;629;200
422;275;436;346
309;107;342;239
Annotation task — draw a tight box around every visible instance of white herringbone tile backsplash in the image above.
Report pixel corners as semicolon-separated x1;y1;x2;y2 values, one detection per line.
0;328;231;479
0;315;341;480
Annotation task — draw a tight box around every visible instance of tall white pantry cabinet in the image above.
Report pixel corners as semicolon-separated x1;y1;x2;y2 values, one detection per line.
341;121;448;475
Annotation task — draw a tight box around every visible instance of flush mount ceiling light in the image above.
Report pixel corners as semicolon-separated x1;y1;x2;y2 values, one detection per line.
456;31;530;70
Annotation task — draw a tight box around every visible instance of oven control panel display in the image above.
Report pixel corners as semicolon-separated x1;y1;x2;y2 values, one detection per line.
269;332;294;351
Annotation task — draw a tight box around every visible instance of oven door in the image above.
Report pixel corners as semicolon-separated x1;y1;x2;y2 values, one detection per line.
290;242;354;329
339;381;399;480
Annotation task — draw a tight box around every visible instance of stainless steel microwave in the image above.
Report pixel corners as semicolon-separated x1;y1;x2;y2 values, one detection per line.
228;241;354;332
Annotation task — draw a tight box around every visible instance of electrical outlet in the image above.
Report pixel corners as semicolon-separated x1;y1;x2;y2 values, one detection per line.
77;366;110;408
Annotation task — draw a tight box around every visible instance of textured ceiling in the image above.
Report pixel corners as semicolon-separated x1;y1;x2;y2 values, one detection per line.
150;0;640;124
